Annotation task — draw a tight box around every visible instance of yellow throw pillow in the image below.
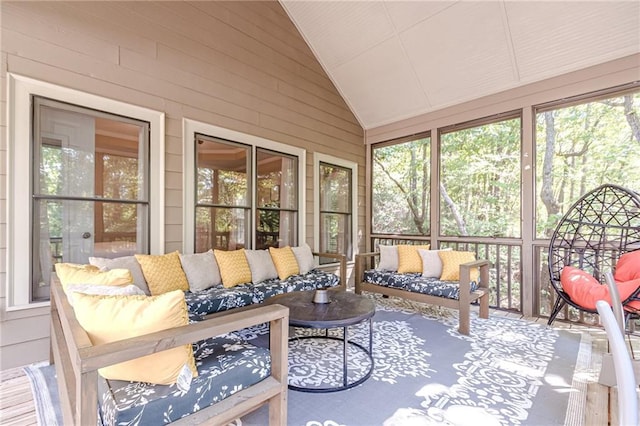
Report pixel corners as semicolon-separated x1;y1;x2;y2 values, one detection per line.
438;251;479;281
135;252;189;295
397;244;430;274
269;246;300;280
72;290;197;385
54;263;133;294
213;249;252;288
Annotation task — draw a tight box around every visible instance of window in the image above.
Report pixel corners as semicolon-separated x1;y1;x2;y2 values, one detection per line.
256;149;298;249
372;135;430;235
7;74;164;309
535;89;640;238
184;120;305;253
195;135;250;252
439;115;521;238
314;154;357;263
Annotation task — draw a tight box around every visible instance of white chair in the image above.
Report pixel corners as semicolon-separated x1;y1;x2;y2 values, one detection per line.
596;298;639;426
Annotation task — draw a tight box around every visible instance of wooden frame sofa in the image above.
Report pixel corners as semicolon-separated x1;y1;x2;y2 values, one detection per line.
50;276;290;425
355;252;490;335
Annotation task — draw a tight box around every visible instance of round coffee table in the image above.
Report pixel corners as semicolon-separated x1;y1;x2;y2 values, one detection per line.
265;290;375;392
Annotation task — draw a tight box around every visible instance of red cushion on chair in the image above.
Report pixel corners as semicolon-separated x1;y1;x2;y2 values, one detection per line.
560;266;640;311
614;250;640;282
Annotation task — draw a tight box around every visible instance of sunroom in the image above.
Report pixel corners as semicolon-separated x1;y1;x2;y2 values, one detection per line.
1;1;639;425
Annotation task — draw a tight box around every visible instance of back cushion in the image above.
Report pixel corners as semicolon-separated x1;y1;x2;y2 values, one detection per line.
135;251;190;295
614;250;640;282
54;263;133;294
397;244;430;274
269;246;300;280
214;249;252;288
73;290;197;385
378;245;398;271
89;255;150;295
561;266;640;310
179;250;221;292
244;249;278;283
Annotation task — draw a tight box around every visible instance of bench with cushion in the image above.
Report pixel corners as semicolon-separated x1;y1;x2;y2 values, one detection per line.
50;275;290;425
355;245;490;335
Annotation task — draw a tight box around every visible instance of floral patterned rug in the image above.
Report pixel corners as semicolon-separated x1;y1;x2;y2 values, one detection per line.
240;294;589;426
24;294;589;426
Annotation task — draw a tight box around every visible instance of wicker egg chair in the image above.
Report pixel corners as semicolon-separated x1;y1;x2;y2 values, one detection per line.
547;184;640;325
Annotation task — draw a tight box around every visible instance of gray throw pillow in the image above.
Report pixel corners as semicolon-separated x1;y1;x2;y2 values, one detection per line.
377;245;398;271
245;249;278;283
179;249;221;292
89;255;150;295
292;243;315;274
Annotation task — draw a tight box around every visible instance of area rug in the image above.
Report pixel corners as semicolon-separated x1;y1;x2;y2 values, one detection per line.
25;294;590;426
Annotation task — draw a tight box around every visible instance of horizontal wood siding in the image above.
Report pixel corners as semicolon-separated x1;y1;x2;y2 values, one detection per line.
0;0;364;370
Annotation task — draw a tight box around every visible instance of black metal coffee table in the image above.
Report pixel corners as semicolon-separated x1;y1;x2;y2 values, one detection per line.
265;290;375;392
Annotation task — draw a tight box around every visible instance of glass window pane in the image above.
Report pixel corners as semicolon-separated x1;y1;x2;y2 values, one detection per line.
320;212;352;259
256;209;297;249
257;149;297;210
535;92;640;238
33;98;149;303
320;163;351;213
195;206;249;252
372;137;430;235
440;118;521;238
196;136;249;206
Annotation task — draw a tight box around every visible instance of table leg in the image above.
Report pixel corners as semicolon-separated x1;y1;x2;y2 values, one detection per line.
343;326;348;387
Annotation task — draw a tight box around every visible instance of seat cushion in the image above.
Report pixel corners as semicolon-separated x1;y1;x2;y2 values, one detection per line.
363;270;478;300
561;266;640;311
185;284;257;318
252;270;340;303
98;335;271;426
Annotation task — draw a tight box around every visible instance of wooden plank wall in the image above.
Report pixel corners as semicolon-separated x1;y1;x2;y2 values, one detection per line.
0;1;364;370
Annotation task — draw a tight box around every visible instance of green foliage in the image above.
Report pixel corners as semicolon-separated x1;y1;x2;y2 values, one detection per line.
372;138;430;235
535;93;640;238
440;118;521;237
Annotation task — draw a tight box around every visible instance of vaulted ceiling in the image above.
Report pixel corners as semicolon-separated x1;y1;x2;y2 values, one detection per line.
280;1;640;130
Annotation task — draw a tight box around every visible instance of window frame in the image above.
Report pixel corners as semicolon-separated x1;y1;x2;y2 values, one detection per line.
438;110;523;239
532;83;640;240
183;119;306;253
313;153;357;263
7;73;165;310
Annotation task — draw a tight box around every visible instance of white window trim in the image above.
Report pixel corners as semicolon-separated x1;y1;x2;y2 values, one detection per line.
313;153;358;262
7;74;165;310
182;119;306;253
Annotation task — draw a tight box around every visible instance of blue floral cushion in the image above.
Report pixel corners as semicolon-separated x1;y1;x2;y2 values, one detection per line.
252;270;340;302
185;284;256;318
98;335;271;426
363;270;478;300
185;270;340;317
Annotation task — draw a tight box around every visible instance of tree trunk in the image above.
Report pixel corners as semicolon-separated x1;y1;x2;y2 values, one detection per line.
440;182;467;236
541;112;561;237
623;95;640;144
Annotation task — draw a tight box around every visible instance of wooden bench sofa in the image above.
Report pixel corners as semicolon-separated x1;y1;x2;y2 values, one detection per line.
355;252;490;335
50;276;290;425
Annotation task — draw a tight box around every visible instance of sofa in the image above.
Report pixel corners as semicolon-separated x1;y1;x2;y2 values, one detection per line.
50;275;290;425
355;245;490;335
50;245;345;425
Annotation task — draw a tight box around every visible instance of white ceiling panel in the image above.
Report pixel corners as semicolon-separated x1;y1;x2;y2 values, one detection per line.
384;1;456;32
332;37;430;127
506;1;640;81
401;1;516;107
280;0;640;129
283;1;395;68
